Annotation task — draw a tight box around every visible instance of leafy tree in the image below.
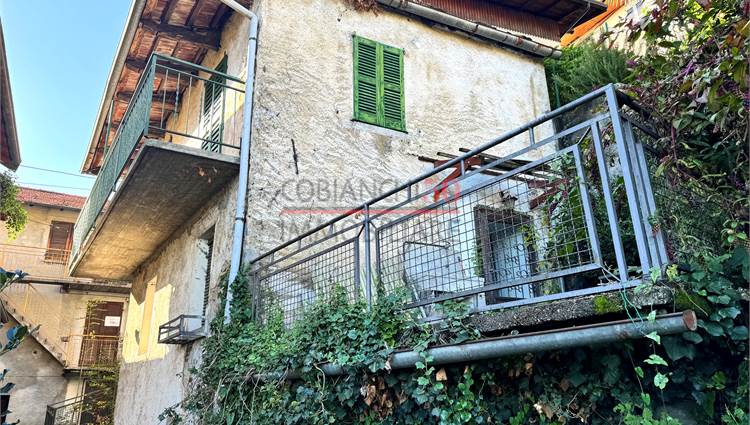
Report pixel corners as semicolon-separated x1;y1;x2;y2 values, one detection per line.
0;172;27;239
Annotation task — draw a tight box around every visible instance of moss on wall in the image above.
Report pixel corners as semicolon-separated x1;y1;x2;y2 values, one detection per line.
592;294;622;314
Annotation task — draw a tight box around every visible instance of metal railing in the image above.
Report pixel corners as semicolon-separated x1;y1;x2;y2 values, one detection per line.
249;85;724;324
71;53;246;261
0;244;70;279
158;314;206;344
45;390;110;425
45;394;86;425
0;283;120;368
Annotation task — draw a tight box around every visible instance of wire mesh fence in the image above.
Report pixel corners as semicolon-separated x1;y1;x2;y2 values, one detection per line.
248;85;701;325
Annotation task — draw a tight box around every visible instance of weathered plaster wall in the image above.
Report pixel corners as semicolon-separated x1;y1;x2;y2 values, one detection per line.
112;1;554;422
0;205;79;276
243;0;553;258
0;319;72;424
113;181;236;425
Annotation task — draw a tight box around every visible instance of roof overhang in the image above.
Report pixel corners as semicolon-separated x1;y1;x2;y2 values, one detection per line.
0;19;20;171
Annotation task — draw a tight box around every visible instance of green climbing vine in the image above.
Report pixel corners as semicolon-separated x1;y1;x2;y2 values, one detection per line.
159;245;747;425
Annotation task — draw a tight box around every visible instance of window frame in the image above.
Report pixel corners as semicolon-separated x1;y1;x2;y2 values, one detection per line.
45;221;74;264
352;35;406;132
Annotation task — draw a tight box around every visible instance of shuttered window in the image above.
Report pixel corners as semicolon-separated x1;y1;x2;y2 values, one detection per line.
45;221;73;263
202;56;228;152
353;36;405;132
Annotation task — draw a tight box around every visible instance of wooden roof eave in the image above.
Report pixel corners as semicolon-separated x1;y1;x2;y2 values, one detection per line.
80;0;148;175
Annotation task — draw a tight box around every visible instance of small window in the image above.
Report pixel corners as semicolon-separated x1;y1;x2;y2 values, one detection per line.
45;221;73;264
352;36;405;132
201;56;228;152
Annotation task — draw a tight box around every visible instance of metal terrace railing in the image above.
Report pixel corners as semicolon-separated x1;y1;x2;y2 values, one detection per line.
71;53;245;261
249;85;725;324
0;244;70;279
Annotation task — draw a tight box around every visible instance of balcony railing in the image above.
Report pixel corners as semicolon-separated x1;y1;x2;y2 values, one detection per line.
249;85;725;324
45;390;111;425
71;53;245;261
158;314;206;344
0;244;70;279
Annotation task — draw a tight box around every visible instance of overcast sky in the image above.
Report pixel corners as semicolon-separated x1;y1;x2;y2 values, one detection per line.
1;0;130;195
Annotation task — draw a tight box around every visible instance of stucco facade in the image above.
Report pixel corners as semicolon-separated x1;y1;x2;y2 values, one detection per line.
108;1;553;423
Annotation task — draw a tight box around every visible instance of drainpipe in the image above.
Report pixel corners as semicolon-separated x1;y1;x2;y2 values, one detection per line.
376;0;562;59
258;311;696;380
219;0;259;323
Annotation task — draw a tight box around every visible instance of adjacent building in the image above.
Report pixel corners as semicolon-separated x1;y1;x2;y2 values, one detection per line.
0;188;129;424
0;18;20;171
66;0;634;423
561;0;650;50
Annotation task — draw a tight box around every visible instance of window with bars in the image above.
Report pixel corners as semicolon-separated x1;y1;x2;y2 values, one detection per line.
201;56;228;152
352;35;405;132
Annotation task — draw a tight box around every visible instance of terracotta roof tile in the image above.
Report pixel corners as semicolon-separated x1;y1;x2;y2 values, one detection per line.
17;187;86;210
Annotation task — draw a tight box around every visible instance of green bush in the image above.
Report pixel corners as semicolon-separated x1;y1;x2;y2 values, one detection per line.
544;43;629;108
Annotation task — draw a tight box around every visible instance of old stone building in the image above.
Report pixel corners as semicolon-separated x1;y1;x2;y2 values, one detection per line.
0;188;129;424
69;0;607;423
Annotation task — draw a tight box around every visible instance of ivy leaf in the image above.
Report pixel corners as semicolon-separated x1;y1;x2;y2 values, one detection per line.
646;311;657;322
682;331;703;344
644;354;668;366
641;392;651;406
645;332;661;344
699;320;725;337
654;372;669;389
417;376;430;386
707;295;731;305
663;335;695;361
718;307;740;319
729;326;749;341
634;366;644;378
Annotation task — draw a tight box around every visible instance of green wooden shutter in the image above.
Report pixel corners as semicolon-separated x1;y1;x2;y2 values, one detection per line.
202;56;228;152
353;36;379;125
381;45;405;131
353;36;405;132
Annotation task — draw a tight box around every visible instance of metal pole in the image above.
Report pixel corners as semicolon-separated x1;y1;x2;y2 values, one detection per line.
363;206;373;309
224;3;259;323
258;311;696;380
605;86;652;277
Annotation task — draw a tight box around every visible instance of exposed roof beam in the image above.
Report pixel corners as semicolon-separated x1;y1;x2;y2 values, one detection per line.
160;0;181;23
124;58;199;76
140;20;221;50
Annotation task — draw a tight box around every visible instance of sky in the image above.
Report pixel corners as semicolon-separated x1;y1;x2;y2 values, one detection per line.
1;0;131;196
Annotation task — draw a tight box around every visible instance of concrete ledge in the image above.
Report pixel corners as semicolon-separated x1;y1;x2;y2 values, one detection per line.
468;285;675;334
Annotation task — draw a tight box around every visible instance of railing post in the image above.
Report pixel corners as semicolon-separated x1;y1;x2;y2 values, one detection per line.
363;205;373;309
605;85;652;278
591;122;629;282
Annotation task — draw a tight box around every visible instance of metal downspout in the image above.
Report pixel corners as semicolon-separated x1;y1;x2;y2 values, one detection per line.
219;0;259;323
376;0;562;59
260;311;697;380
